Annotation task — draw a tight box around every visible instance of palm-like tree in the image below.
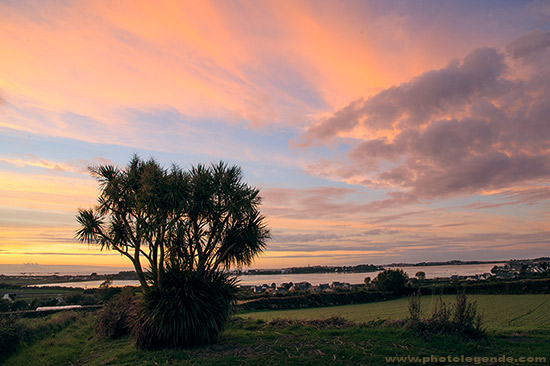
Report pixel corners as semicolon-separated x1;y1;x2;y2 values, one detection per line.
76;155;270;348
76;155;269;288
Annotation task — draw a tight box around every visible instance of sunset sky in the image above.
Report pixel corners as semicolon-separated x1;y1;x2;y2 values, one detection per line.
1;0;549;274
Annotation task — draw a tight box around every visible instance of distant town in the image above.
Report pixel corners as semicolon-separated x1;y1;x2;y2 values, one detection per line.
239;258;549;294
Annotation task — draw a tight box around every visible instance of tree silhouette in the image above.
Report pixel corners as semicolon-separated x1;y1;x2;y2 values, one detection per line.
415;271;426;281
76;155;270;290
76;156;270;348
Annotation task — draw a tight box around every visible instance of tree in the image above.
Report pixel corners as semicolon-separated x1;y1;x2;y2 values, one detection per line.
415;271;426;281
76;156;269;289
372;269;409;293
76;156;270;348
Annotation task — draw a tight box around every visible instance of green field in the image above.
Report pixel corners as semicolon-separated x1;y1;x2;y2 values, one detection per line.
239;294;550;331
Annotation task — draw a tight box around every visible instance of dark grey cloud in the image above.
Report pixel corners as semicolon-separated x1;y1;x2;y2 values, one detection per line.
507;29;550;59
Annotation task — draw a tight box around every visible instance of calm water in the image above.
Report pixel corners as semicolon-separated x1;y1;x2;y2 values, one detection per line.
34;263;502;288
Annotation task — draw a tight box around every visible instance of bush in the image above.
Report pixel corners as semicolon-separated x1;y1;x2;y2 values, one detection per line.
11;300;28;311
95;285;121;303
64;293;99;306
452;292;484;337
0;315;23;358
95;287;136;339
132;269;236;349
407;290;423;324
30;297;58;309
407;292;485;339
0;299;12;312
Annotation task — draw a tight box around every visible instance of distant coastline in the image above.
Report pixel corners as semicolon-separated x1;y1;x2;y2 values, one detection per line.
385;259;505;267
238;264;382;276
1;258;548;283
236;259;530;276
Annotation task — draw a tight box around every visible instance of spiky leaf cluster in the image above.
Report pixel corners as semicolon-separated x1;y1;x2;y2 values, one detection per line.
76;155;270;290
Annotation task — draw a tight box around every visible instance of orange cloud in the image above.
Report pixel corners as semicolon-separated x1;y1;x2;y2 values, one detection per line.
1;0;499;148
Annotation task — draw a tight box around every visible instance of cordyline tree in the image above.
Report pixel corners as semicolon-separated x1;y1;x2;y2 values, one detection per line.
76;155;270;348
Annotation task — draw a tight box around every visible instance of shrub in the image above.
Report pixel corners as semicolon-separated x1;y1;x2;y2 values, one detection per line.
0;299;12;312
407;292;485;339
11;300;29;311
452;292;484;337
95;287;136;339
64;293;99;306
95;285;121;303
431;297;452;331
132;269;236;349
0;315;23;358
30;297;58;309
407;290;423;324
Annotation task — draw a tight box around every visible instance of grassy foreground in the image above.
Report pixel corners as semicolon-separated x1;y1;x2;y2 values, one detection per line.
3;295;549;365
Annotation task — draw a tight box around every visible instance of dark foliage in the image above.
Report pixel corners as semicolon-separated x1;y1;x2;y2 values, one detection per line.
372;269;409;293
0;315;23;358
0;299;12;312
30;297;58;310
95;288;136;339
63;293;99;306
94;286;122;303
239;290;402;311
132;269;237;349
10;300;29;311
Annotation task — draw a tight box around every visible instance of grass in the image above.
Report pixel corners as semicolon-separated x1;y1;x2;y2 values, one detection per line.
3;294;549;365
239;294;550;331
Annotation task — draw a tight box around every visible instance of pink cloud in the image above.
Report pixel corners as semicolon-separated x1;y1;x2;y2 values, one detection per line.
300;31;550;203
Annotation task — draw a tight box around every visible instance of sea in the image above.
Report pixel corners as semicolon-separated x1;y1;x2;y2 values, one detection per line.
29;263;502;289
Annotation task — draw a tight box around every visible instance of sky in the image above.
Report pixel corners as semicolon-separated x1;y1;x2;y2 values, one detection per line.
1;0;549;274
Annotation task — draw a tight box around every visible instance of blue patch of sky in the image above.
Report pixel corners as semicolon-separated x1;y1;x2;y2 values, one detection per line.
3;102;393;206
0;120;346;195
0;0;70;26
367;0;546;45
